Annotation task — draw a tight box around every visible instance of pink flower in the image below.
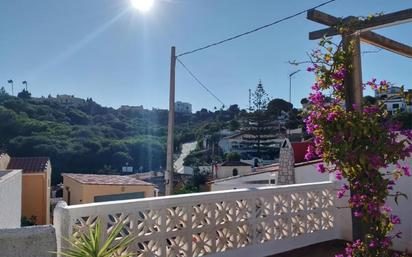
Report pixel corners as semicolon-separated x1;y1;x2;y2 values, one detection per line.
335;170;343;180
316;163;326;173
327;111;338;121
402;166;411;177
305;145;316;160
390;215;401;224
354;211;363;218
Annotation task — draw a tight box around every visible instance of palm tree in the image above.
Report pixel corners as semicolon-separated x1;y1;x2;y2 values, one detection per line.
22;80;28;91
7;80;13;96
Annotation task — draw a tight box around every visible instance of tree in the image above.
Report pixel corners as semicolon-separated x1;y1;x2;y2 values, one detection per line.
250;81;269;112
0;87;9;102
243;81;276;157
17;89;31;99
267;98;293;117
0;87;8;97
300;97;309;107
225;152;241;161
363;95;377;105
228;120;240;131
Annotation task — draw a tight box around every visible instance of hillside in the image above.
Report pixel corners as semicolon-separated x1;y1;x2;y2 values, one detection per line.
0;90;243;184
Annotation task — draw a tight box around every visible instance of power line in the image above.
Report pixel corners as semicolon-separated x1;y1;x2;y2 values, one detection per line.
177;0;337;57
176;58;225;107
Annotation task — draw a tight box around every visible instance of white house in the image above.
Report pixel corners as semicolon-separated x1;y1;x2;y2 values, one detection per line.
0;170;22;229
175;101;192;113
214;160;252;179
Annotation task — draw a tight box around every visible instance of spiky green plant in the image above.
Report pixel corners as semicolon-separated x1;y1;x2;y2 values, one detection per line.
57;219;135;257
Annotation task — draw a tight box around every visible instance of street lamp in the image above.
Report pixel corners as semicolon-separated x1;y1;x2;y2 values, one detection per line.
288;70;300;104
287;70;300;139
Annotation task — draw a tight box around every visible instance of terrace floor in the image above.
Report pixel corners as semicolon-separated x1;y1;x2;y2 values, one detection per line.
268;240;347;257
268;240;412;257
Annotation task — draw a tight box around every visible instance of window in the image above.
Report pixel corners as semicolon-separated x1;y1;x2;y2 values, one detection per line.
232;168;238;176
393;103;399;109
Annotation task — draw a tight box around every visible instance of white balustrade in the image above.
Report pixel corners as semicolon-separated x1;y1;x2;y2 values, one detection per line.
54;181;346;257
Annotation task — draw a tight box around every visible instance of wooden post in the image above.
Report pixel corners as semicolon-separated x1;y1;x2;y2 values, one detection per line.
343;33;363;110
343;32;366;241
165;46;176;196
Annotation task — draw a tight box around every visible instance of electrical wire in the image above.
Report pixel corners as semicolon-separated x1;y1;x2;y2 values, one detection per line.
177;0;337;57
176;58;225;107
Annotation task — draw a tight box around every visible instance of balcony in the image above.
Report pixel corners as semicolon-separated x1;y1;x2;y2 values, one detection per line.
54;181;351;257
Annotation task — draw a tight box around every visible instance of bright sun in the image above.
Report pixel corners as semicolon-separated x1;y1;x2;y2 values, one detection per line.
131;0;154;12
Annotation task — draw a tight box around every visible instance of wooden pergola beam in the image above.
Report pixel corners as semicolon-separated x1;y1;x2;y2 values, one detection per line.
360;31;412;58
309;8;412;40
308;9;412;58
307;9;339;26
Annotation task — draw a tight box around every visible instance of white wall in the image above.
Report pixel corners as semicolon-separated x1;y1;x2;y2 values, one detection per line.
216;165;251;179
0;170;22;229
211;162;329;191
384;157;412;252
295;162;330;184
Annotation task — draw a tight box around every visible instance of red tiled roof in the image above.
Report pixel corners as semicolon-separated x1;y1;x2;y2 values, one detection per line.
7;157;49;173
62;173;154;186
291;141;313;164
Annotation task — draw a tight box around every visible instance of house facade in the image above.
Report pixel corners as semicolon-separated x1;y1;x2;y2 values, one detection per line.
215;160;252;179
62;173;156;205
0;154;51;225
175;101;192;113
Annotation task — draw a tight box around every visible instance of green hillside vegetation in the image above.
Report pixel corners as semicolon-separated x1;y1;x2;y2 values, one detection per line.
0;88;250;184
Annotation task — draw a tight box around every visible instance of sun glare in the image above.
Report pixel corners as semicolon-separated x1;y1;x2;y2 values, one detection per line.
131;0;154;12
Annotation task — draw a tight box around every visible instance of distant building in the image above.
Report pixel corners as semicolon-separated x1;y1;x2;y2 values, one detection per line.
175;101;192;113
375;86;403;99
375;86;412;114
118;105;144;112
215;160;252;179
54;94;86;106
62;173;156;205
209;140;328;191
218;131;284;161
0;155;52;225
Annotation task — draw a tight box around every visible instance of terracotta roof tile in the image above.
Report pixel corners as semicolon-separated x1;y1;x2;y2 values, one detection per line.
62;173;154;186
7;157;49;173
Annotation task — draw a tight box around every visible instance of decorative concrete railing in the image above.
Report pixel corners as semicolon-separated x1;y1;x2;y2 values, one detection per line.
54;181;349;257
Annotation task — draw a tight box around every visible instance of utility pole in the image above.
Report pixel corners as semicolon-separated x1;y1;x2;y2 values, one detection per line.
165;46;176;196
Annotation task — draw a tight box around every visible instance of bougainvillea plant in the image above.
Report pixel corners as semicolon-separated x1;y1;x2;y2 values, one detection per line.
304;37;412;257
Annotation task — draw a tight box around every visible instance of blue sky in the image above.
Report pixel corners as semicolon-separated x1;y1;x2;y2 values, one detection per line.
0;0;411;111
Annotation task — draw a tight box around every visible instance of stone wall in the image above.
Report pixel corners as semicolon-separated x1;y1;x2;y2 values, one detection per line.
0;225;56;257
277;139;295;185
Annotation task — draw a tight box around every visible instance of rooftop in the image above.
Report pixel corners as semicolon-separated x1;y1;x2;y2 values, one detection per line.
221;160;251;166
62;173;154;186
7;157;49;173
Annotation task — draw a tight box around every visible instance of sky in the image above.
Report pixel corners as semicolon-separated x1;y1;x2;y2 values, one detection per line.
0;0;411;111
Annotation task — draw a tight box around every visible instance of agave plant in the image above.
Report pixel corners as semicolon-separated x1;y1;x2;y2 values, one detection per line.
58;219;135;257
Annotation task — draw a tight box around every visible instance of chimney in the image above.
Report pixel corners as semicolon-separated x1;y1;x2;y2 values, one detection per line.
277;139;295;185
